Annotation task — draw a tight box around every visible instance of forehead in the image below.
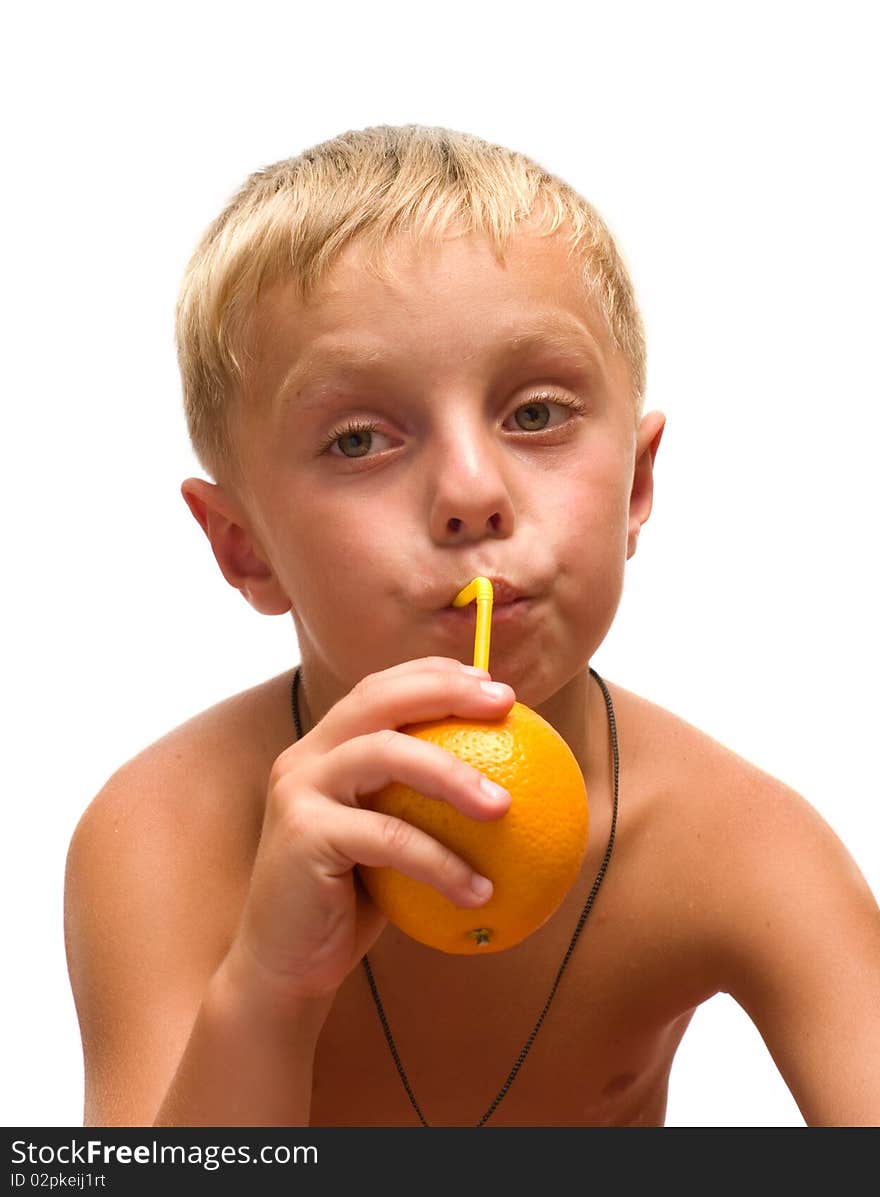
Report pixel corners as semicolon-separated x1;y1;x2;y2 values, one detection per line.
250;228;621;403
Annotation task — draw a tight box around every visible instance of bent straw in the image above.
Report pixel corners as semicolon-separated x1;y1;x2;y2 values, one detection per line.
452;577;494;671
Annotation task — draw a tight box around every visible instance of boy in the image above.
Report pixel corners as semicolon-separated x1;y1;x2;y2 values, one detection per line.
64;124;880;1127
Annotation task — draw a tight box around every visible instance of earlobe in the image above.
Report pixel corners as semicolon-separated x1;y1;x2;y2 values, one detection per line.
626;411;666;560
179;477;292;615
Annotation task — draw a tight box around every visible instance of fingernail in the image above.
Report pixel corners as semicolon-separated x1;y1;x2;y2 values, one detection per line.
480;777;510;804
480;681;510;698
471;874;493;899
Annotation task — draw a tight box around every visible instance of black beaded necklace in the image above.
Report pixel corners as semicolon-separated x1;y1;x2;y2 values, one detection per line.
289;664;619;1127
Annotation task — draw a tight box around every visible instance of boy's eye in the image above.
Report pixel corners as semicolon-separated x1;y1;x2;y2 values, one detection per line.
321;393;582;460
512;402;552;431
322;419;386;458
335;427;375;458
505;393;584;433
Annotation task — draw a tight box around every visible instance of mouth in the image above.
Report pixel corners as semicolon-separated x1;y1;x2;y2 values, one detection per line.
442;575;527;609
436;575;533;628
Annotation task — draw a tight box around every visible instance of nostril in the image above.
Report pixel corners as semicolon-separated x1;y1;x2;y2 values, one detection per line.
489;512;501;530
448;517;462;533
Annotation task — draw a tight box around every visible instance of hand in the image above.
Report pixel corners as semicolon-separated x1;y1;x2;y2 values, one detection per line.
225;656;516;1003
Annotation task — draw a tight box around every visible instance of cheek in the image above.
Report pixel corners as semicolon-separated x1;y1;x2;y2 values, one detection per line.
551;448;632;552
284;523;372;606
272;494;409;626
549;453;631;616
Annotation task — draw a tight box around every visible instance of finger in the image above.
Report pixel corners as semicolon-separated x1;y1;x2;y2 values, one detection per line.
364;655;491;679
315;728;512;820
317;800;494;909
315;666;515;751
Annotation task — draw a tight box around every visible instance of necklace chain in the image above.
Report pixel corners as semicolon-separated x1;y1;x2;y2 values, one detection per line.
290;664;619;1127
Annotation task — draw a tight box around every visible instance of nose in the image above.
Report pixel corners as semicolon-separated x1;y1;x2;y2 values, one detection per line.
427;418;515;545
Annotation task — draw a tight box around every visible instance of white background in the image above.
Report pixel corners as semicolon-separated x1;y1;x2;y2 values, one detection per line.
3;1;877;1128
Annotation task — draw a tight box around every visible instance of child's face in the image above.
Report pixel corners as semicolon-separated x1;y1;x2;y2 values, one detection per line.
203;227;662;704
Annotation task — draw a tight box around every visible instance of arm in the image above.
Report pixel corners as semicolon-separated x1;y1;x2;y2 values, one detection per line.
64;658;515;1126
711;777;880;1126
64;759;332;1126
154;946;332;1126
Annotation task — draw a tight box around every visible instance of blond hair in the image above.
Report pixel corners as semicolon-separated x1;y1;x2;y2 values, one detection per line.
176;124;647;482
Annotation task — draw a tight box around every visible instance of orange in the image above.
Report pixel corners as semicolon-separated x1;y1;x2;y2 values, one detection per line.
359;701;589;954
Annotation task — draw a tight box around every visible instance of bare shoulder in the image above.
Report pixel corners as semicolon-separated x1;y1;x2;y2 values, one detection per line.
608;679;858;858
66;667;294;908
608;679;880;1125
64;668;294;1124
605;678;878;968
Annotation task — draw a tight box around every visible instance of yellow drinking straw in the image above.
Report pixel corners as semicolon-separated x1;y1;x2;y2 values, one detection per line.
452;577;494;671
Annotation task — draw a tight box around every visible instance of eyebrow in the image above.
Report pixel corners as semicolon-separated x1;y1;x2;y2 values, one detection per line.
274;316;605;410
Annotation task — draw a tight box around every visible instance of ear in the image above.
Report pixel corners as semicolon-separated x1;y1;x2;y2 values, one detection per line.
627;411;666;560
180;477;292;615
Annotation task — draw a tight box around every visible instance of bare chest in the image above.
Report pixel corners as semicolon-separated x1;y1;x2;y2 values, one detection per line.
308;879;700;1127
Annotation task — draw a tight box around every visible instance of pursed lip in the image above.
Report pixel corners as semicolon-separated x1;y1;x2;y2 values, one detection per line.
445;575;527;608
432;576;536;636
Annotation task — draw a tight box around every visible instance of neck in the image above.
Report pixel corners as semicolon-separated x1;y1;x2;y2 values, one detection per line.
532;664;608;797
